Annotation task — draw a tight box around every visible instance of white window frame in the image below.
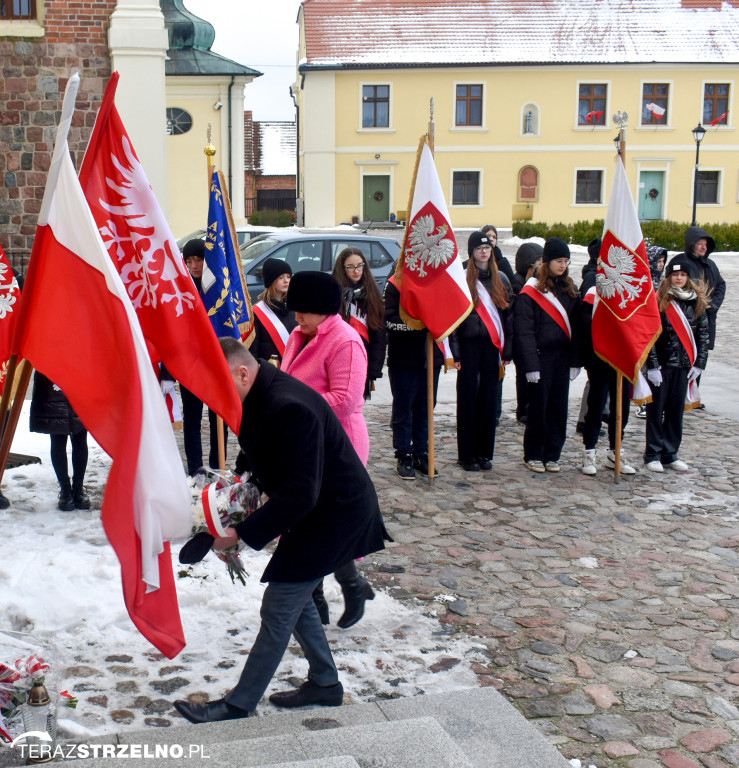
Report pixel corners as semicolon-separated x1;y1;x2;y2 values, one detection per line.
451;81;487;132
573;167;607;207
692;167;723;207
636;79;673;129
700;79;734;130
520;102;541;137
358;82;394;133
574;80;610;130
450;168;483;207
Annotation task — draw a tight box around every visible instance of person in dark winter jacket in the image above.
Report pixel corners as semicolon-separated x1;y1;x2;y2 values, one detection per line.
646;245;667;291
450;231;513;472
644;256;710;472
30;371;90;511
384;277;443;479
251;257;296;365
331;247;387;399
480;225;515;284
511;241;543;423
515;237;582;472
174;340;387;723
682;226;725;351
179;239;228;475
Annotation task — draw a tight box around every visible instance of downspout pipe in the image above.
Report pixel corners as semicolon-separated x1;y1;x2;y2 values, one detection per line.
228;75;234;195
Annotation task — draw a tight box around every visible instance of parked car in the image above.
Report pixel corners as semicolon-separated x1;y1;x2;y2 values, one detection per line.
240;230;400;302
176;224;281;251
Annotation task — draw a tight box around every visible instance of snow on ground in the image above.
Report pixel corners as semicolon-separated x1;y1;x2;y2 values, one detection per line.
0;403;485;737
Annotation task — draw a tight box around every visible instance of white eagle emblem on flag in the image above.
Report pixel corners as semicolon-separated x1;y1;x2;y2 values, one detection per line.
405;214;456;278
596;244;649;309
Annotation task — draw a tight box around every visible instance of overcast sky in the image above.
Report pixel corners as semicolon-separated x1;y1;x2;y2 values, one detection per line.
184;0;302;122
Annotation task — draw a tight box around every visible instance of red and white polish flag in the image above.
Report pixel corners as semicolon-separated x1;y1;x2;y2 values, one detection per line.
12;74;192;659
0;243;21;395
397;140;472;341
592;157;661;383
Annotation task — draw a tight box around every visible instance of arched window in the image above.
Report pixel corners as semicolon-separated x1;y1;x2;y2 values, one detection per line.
522;103;539;136
519;166;539;201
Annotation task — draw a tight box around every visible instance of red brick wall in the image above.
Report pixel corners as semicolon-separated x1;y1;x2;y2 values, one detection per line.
256;175;295;191
0;0;116;271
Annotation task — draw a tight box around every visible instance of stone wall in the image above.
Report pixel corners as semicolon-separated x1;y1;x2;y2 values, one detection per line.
0;0;116;272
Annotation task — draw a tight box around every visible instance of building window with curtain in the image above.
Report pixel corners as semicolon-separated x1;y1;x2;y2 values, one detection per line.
641;83;669;125
703;84;729;125
575;170;603;204
455;84;483;127
696;170;720;204
578;84;607;125
362;85;390;128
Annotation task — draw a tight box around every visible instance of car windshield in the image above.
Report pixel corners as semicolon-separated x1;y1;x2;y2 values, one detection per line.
240;237;283;268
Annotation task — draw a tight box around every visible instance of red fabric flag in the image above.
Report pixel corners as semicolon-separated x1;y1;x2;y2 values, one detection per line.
395;139;472;341
78;72;242;434
586;110;604;123
0;243;21;395
12;74;192;658
709;111;728;127
592;157;661;383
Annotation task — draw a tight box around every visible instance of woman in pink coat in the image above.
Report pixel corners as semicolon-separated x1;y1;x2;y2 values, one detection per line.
281;271;374;630
282;271;370;464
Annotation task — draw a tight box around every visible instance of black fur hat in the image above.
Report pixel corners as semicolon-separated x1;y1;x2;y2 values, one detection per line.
286;271;342;315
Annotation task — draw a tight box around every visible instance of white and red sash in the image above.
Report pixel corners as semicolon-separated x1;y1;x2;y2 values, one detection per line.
520;277;571;339
583;286;596;306
474;280;504;355
665;300;697;367
349;303;370;343
253;300;290;357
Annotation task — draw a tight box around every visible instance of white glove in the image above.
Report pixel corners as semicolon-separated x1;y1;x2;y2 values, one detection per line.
687;366;703;382
526;371;540;384
647;368;662;387
569;367;581;381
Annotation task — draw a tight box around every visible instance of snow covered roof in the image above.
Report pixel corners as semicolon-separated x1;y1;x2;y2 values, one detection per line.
300;0;739;68
258;122;297;176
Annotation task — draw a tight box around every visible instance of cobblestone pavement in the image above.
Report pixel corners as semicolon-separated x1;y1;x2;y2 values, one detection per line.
358;251;739;768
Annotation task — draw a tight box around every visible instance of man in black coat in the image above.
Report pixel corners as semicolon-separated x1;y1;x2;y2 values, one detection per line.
175;339;387;723
682;226;725;350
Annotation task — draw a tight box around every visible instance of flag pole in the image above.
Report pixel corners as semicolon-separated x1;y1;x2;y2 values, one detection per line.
612;119;627;483
205;125;226;475
0;359;32;483
426;99;436;487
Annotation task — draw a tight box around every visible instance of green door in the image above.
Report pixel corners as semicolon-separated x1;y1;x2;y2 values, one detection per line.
363;175;390;221
638;171;664;221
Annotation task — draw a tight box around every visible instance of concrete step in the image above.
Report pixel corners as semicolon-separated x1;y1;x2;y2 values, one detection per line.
2;688;571;768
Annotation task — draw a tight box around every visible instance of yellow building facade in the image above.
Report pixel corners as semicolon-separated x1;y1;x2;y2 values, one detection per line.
295;0;739;230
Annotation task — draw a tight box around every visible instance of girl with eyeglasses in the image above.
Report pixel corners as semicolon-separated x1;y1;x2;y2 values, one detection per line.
332;247;387;399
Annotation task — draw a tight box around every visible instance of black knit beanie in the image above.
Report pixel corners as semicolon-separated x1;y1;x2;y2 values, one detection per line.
262;257;292;289
542;237;570;263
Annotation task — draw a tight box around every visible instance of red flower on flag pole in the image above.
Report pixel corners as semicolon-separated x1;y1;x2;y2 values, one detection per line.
78;72;242;434
12;74;192;659
0;244;21;396
396;139;472;341
592;157;661;383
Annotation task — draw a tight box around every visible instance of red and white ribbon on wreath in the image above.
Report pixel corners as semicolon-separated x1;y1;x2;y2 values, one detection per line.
201;483;228;538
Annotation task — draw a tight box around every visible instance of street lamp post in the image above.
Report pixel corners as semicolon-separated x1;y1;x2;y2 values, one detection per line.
691;122;707;226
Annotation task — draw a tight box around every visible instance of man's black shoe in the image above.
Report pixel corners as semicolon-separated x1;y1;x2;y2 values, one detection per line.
269;680;343;709
0;489;10;510
174;698;251;724
477;458;493;471
413;454;438;477
396;454;415;479
458;459;481;472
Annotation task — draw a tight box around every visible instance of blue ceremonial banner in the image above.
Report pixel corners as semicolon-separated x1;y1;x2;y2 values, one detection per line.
202;170;254;343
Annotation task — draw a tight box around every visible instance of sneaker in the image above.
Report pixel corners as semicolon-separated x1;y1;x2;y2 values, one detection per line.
396;454;415;480
645;460;664;473
581;449;597;476
544;461;560;472
413;454;439;477
635;405;647;419
477;457;493;471
524;459;546;473
606;449;636;475
665;459;688;472
458;459;481;472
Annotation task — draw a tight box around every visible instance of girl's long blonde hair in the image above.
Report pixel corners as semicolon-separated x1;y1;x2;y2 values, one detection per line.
466;256;509;308
657;274;709;317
